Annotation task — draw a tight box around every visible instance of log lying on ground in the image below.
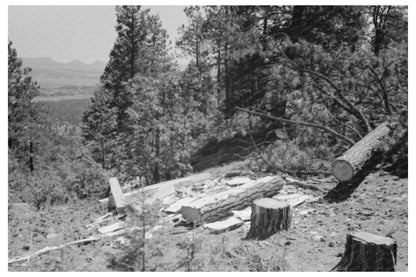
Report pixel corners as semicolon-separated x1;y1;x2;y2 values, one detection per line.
332;231;397;271
332;121;394;182
246;198;291;240
180;176;284;225
99;172;212;207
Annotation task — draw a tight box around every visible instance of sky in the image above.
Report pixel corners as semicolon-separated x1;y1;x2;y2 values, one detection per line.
8;5;188;64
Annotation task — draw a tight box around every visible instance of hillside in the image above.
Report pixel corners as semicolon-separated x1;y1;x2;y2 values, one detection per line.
8;167;408;271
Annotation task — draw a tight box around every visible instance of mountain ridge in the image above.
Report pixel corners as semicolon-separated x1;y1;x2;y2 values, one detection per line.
22;57;106;89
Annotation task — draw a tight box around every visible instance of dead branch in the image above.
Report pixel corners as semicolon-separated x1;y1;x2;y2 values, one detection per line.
237;107;355;146
326;111;363;139
303;69;372;133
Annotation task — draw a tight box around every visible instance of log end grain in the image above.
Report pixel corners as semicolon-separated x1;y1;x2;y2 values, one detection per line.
246;198;291;240
332;160;354;182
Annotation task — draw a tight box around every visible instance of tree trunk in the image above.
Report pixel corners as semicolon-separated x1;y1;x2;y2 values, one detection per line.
332;231;397;271
180;176;284;225
332;121;394;182
246;198;291;240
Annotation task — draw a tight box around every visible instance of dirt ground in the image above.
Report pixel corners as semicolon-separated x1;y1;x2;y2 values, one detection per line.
161;170;408;272
9;170;407;271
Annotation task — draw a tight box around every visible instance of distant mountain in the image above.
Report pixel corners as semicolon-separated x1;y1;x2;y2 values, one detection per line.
22;57;106;89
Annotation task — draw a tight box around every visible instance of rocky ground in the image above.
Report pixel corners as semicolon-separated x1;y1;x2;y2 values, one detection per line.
9;169;407;271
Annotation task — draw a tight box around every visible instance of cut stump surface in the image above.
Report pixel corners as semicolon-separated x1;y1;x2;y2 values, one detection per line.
246;198;291;240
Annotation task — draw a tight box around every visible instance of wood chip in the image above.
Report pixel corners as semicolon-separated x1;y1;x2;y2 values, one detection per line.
98;221;126;234
273;193;312;208
231;206;252;221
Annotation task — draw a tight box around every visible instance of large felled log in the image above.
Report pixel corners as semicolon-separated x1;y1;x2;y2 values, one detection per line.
99;172;212;207
332;231;397;271
332;121;394;182
246;198;291;240
180;176;284;225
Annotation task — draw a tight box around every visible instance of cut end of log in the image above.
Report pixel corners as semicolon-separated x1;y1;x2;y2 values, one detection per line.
253;198;288;209
332;160;354;182
246;198;291;240
179;205;202;225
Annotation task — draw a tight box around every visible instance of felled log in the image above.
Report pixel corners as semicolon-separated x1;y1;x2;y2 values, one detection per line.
332;121;394;182
99;172;212;206
246;198;291;240
180;176;284;225
332;231;397;271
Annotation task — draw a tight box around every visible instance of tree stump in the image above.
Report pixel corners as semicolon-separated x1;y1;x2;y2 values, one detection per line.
332;231;397;271
246;198;291;240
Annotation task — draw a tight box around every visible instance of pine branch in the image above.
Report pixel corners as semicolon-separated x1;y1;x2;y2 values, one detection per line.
326;111;363;139
237;107;356;146
302;69;372;133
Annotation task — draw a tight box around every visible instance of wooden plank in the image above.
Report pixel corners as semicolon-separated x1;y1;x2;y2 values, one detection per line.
98;221;126;234
203;217;244;234
109;177;126;213
164;197;196;214
225;176;252;187
231;207;252;221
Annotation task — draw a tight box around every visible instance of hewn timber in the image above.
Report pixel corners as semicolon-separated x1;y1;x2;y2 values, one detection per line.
108;177;126;213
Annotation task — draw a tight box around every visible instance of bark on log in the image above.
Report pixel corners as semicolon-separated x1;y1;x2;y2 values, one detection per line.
332;231;397;271
246;198;291;240
332;121;394;182
180;176;284;225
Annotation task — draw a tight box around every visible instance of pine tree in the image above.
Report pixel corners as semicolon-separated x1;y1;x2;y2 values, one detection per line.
8;40;42;169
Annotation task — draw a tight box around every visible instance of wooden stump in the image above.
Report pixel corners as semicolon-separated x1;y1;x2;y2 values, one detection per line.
332;231;397;271
246;198;291;240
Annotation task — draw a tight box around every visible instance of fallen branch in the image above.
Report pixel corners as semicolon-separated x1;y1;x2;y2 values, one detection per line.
237;107;355;146
8;236;99;264
8;227;143;264
327;111;363;139
302;69;372;133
